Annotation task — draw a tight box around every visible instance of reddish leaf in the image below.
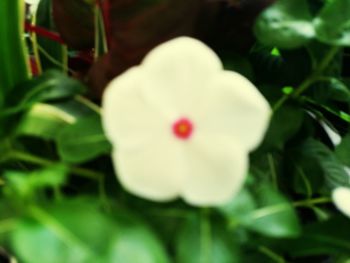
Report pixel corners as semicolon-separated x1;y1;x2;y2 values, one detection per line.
51;0;275;97
52;0;95;49
87;0;203;97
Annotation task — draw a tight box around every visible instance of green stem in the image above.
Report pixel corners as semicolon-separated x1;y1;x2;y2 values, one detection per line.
75;95;101;114
258;246;287;263
267;154;278;189
148;209;191;219
273;46;339;112
9;150;102;180
36;44;74;75
200;208;211;263
293;197;331;207
295;165;313;199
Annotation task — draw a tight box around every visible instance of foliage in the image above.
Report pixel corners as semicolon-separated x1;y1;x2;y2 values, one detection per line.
1;0;350;262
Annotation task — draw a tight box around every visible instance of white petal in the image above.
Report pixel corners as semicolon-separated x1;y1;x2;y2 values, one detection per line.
102;67;168;148
197;71;271;151
112;138;184;201
320;121;341;146
25;0;39;4
140;37;222;116
332;187;350;218
181;135;248;206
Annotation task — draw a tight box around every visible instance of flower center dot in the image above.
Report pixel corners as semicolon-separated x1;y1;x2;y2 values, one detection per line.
172;118;194;140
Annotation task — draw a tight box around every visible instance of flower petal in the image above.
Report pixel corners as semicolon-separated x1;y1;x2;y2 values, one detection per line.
140;37;222;116
181;135;248;206
332;187;350;218
112;139;184;201
102;67;167;148
198;71;271;151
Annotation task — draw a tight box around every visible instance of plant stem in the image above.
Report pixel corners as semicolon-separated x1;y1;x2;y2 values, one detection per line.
200;208;211;263
258;245;287;263
267;154;278;189
149;209;191;219
273;46;339;112
293;197;331;207
75;95;101;114
9;150;102;180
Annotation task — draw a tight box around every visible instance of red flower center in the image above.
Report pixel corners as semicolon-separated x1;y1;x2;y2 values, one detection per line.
172;118;194;140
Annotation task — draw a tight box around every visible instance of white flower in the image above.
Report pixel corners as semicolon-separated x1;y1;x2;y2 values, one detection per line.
102;37;271;206
25;0;40;14
332;187;350;217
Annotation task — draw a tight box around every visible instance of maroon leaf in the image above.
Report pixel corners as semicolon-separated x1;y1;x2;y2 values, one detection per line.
51;0;274;97
87;0;204;97
52;0;95;49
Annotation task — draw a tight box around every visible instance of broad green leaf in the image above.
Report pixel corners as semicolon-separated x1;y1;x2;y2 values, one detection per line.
107;219;170;263
254;0;315;49
261;104;304;150
56;114;111;163
311;78;350;103
297;138;350;189
0;0;29;96
314;0;350;46
11;218;88;263
220;186;300;238
176;215;240;263
11;200;111;263
218;189;257;226
4;70;85;116
281;216;350;257
3;165;68;199
11;200;169;263
245;184;300;238
17;103;76;140
218;185;300;239
336;133;350;166
0;0;29;138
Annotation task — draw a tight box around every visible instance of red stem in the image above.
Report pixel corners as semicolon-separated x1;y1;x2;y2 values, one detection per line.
25;22;65;45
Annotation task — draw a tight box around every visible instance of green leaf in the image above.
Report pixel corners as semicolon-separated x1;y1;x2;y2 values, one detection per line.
254;0;315;49
336;133;350;166
0;0;29;97
314;0;350;46
11;200;170;263
282;216;350;257
246;185;301;238
17;103;76;140
56;114;111;163
3;165;68;199
296;138;350;189
107;217;170;263
4;70;85;116
219;185;300;238
176;215;240;263
261;104;304;150
311;78;350;103
218;189;257;226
